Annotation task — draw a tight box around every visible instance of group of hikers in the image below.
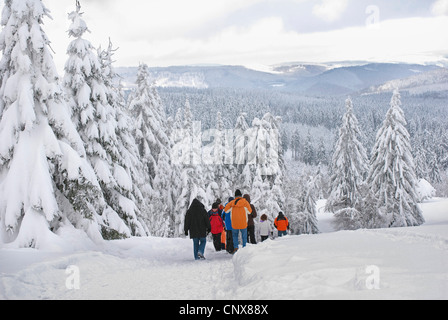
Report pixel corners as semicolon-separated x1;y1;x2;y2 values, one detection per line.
184;189;290;260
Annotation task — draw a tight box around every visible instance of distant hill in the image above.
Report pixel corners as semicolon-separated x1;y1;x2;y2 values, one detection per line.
285;63;442;95
364;68;448;95
116;62;444;96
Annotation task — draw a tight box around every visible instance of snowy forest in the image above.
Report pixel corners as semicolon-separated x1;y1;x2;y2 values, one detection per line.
0;0;447;248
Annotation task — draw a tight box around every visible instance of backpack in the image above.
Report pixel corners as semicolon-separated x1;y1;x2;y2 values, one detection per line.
209;212;224;235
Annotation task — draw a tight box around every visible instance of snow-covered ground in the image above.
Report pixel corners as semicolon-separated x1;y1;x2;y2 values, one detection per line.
1;198;447;300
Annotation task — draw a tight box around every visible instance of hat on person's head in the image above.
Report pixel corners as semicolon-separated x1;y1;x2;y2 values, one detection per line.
212;202;219;209
235;189;242;197
228;197;235;202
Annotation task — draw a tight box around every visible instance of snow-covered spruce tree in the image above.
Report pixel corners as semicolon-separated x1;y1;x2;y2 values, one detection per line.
291;129;302;161
204;111;232;202
287;173;319;235
128;63;171;184
171;98;207;236
234;112;250;186
265;175;285;219
148;91;175;237
0;0;104;246
64;2;145;239
261;112;285;182
96;40;149;237
326;98;369;229
299;178;319;234
366;90;425;228
250;167;271;215
242;113;286;215
127;63;175;237
146;77;176;237
303;131;314;165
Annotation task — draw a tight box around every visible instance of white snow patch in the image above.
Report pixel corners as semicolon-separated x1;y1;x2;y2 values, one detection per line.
416;178;436;202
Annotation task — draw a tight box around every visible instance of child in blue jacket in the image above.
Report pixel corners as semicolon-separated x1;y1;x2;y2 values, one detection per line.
222;197;234;254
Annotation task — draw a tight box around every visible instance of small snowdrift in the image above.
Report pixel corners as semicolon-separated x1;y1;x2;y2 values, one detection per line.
224;227;447;300
220;198;448;300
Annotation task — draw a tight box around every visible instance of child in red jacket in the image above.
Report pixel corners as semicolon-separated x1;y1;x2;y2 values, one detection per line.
209;202;224;251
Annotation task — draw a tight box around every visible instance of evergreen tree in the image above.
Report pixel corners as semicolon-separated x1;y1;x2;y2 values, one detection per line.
250;167;271;215
316;139;328;166
127;63;173;235
172;99;207;236
210;111;232;199
63;1;143;239
234;112;250;174
366;90;425;228
288;175;319;235
97;40;149;237
299;178;319;234
326;97;368;215
303;131;314;165
265;175;285;217
291;129;301;161
128;63;168;183
0;0;103;246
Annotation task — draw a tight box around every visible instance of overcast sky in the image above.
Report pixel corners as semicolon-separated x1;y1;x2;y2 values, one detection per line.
38;0;448;71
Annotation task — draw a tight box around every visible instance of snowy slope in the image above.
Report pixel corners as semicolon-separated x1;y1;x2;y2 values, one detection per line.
366;68;448;95
0;198;447;300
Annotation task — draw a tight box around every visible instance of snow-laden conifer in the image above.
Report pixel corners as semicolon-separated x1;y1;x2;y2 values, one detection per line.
326;97;368;215
127;63;173;236
63;2;145;238
298;177;319;234
367;90;425;228
128;63;170;183
169;99;207;236
97;40;149;237
0;0;103;246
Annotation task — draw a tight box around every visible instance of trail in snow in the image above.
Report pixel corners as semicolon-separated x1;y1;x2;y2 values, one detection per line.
0;236;235;300
0;198;447;300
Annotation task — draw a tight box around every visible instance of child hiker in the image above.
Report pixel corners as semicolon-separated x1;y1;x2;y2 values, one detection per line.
209;202;224;251
222;197;235;254
274;212;289;237
258;214;272;242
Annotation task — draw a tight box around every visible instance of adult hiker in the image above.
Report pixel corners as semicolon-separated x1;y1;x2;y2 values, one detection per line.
274;212;289;237
224;189;252;253
184;199;211;260
209;202;224;252
222;197;235;254
244;194;258;244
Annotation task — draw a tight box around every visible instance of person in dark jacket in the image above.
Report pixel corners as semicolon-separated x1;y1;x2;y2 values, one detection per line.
244;194;257;244
184;199;211;260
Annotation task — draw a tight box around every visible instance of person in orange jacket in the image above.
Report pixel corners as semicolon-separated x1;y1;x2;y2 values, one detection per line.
274;212;289;237
224;189;252;253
